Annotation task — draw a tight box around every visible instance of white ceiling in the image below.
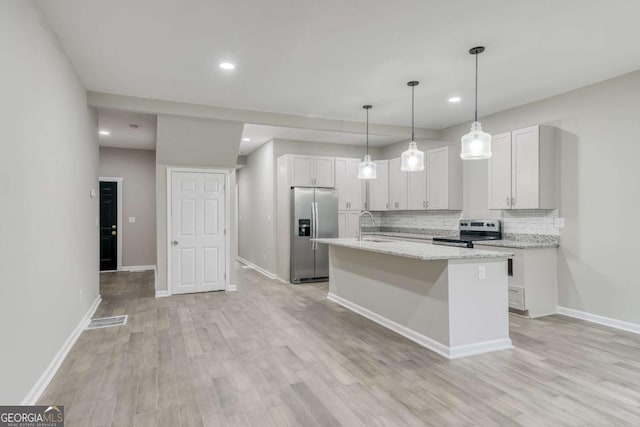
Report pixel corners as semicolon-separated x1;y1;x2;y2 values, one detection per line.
40;0;640;129
240;124;402;154
98;109;157;150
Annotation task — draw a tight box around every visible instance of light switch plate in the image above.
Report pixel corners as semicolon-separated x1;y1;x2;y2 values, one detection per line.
128;217;136;223
554;217;565;228
478;266;486;280
90;188;96;198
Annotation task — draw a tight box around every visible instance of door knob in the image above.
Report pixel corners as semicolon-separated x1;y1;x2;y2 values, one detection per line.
112;225;116;229
111;231;116;236
172;240;179;246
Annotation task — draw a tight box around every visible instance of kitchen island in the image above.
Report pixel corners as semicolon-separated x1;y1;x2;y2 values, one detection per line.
313;238;514;359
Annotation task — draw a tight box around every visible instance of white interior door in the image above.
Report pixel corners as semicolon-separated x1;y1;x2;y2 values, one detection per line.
171;171;226;294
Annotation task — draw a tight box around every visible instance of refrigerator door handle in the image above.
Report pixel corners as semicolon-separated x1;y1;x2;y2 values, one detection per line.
310;202;316;250
313;202;319;250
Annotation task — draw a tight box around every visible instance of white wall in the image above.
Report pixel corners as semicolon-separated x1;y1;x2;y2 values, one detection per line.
99;147;157;267
0;1;100;404
155;115;244;292
237;141;276;273
440;69;640;325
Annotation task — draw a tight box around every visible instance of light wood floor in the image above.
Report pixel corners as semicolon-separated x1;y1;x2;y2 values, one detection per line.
39;264;640;426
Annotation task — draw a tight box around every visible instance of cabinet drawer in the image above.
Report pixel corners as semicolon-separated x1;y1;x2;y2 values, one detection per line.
508;286;525;310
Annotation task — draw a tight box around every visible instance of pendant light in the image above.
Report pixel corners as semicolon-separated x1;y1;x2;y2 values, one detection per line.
358;105;377;179
400;81;424;172
460;46;492;160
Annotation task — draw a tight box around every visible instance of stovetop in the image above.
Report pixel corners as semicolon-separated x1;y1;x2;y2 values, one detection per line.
432;219;502;248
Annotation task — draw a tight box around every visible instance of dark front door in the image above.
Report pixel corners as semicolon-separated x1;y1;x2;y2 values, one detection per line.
100;181;118;271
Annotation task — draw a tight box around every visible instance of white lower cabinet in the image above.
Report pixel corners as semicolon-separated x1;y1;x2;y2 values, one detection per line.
339;211;363;238
475;244;557;318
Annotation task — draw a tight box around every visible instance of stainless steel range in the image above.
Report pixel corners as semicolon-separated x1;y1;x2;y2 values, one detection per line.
432;219;501;248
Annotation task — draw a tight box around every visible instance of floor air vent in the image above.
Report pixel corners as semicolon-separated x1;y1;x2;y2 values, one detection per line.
86;315;128;330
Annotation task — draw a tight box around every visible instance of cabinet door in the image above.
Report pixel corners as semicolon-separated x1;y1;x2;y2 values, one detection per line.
368;160;389;211
488;132;512;210
426;148;448;210
334;158;350;210
347;159;363;210
346;211;362;238
338;211;347;237
407;168;427;210
291;155;314;187
388;158;408;210
512;126;540;209
313;156;335;187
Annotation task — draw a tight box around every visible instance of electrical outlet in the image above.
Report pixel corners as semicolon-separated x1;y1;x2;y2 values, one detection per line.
478;266;486;280
554;217;565;228
128;217;136;223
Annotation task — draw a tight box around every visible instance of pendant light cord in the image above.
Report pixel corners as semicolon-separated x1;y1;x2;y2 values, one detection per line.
366;108;369;155
411;85;415;142
474;51;479;123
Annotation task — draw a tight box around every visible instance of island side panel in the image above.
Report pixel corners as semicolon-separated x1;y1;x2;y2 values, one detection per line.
447;258;512;357
327;245;451;351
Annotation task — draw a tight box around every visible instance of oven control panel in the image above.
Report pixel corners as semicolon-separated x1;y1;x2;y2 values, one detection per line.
459;219;501;233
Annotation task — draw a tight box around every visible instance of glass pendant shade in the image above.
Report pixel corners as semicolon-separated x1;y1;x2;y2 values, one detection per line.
460;121;492;160
401;141;425;172
358;154;377;179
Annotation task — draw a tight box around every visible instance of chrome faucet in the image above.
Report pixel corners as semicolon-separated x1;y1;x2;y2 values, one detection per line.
358;211;375;242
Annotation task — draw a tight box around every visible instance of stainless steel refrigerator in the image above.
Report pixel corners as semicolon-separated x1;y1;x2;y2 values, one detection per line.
290;187;339;283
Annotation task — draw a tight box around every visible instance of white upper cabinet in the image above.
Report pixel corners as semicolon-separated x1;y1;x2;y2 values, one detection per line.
288;155;335;187
426;146;462;210
338;211;363;238
313;156;335;187
488;125;556;210
488;132;512;210
335;158;363;211
407;168;427;210
290;155;314;187
368;160;389;211
388;158;408;210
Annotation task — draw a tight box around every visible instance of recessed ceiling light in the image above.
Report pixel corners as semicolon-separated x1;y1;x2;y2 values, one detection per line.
448;96;461;103
219;62;235;70
99;130;110;135
242;138;251;142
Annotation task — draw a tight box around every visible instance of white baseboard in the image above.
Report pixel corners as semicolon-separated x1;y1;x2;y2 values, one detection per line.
226;284;238;292
449;338;513;359
22;295;102;405
120;265;156;272
557;306;640;335
276;277;289;284
236;257;277;280
155;290;170;298
328;293;510;359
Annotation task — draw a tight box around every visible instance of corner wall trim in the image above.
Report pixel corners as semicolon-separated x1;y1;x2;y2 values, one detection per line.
22;295;102;405
236;257;277;280
557;306;640;335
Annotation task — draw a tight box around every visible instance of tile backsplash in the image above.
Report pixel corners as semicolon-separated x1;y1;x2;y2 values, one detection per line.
368;209;562;237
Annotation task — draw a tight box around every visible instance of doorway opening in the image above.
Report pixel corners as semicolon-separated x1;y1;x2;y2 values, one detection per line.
99;177;123;271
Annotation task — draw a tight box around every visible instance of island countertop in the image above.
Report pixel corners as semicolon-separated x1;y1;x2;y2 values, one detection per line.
313;238;513;261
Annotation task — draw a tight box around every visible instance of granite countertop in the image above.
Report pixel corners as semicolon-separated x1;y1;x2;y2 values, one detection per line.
473;240;559;249
312;238;513;261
